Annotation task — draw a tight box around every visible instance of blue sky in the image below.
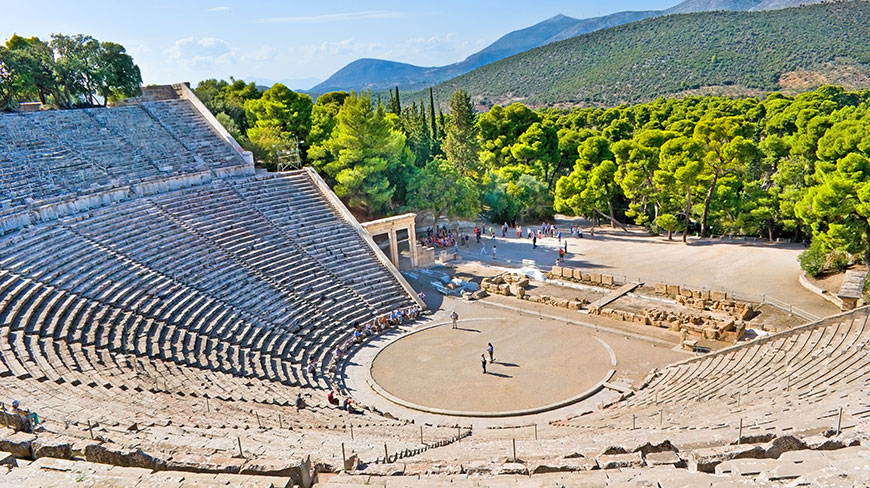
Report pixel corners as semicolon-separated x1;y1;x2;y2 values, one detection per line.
1;1;676;89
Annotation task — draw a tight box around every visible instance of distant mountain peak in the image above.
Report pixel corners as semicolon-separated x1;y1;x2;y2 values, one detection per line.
308;0;839;95
544;14;575;22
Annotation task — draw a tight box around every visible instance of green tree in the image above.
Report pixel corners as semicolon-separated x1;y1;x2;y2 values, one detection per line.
387;86;401;115
245;83;313;164
307;91;350;180
656;214;680;240
796;108;870;269
321;92;407;216
510;122;560;188
693;116;757;237
442;89;479;175
613;129;680;227
655;137;706;243
406;158;480;224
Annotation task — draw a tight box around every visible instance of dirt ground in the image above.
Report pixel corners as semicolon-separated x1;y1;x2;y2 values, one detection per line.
444;216;840;319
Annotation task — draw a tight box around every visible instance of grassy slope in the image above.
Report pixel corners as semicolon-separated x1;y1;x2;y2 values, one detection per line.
427;1;870;107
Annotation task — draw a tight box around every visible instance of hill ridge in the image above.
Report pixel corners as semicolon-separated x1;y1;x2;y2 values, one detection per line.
422;1;870;107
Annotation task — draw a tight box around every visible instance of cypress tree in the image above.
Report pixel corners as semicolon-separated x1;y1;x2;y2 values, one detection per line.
429;87;438;140
387;86;401;115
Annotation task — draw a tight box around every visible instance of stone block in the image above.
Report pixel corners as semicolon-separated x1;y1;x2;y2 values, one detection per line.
497;284;511;295
589;272;602;283
492;463;529;475
802;435;852;451
567;300;582;310
562;267;574;279
666;285;681;296
601;274;614;286
31;435;72;460
240;456;311;485
531;457;597;473
644;451;683;467
703;328;718;340
687;445;765;473
84;443;167;470
764;459;831;482
715;458;781;476
0;451;15;467
597;452;644;469
655;283;667;294
0;430;35;458
167;454;244;473
680;288;694;297
573;269;584;281
632;440;677;457
551;266;563;278
711;290;727;301
516;278;530;288
361;463;405;476
514;287;525;299
762;435;807;459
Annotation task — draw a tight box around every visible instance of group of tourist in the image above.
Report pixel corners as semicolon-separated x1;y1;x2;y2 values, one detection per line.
322;305;423;376
419;226;460;249
327;389;359;414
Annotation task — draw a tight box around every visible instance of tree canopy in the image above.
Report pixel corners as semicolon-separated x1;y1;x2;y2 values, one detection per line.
1;33;141;110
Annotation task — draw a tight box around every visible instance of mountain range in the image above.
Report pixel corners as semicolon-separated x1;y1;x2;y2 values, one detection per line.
422;0;870;107
308;0;832;94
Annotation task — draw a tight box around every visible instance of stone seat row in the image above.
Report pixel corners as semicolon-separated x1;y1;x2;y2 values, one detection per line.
552;311;870;448
232;174;415;313
0;100;244;207
0;186;383;351
0;273;344;402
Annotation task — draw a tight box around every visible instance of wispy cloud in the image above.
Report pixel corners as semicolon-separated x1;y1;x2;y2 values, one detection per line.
208;6;232;12
258;10;406;24
166;37;236;71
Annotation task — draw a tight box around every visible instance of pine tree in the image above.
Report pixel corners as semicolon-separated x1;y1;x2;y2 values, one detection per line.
442;89;480;175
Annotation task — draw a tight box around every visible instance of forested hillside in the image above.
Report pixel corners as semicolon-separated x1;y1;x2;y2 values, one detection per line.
427;1;870;107
196;76;870;277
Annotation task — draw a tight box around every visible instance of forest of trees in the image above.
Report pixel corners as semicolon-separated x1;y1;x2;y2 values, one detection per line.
0;34;142;110
196;80;870;277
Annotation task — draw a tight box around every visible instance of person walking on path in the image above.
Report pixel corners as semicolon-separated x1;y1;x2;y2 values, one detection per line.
516;225;521;238
487;342;494;363
491;244;497;259
451;310;459;329
480;242;487;255
481;354;487;374
532;233;537;249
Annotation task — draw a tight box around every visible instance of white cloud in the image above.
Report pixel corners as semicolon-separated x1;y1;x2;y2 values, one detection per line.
245;45;280;62
258;10;406;24
288;38;384;58
208;6;232;12
166;37;236;71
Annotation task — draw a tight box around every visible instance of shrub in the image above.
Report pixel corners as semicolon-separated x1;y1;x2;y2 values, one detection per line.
799;242;826;277
827;250;851;272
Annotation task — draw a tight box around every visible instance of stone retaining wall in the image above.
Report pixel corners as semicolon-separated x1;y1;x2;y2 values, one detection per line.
480;274;587;310
507;267;750;343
